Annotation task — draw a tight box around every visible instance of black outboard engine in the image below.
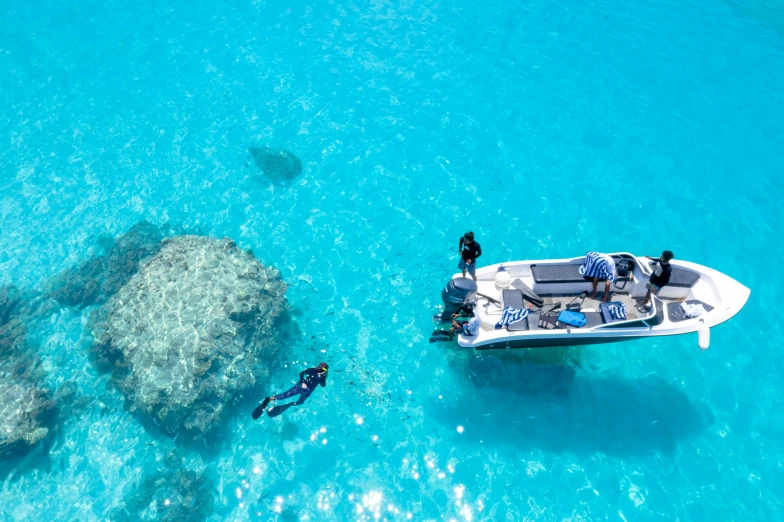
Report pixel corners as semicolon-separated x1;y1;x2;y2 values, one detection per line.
439;277;477;322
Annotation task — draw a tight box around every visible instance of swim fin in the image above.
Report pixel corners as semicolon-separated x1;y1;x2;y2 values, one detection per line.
268;403;295;418
252;397;271;420
429;335;453;343
511;279;545;308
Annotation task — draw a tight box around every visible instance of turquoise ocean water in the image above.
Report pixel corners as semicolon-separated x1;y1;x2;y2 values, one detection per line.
1;0;783;520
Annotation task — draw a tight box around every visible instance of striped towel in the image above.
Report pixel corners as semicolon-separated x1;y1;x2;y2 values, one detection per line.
579;252;617;283
606;302;628;320
495;307;529;329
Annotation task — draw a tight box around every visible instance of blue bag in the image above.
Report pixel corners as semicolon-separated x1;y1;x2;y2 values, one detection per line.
557;310;587;328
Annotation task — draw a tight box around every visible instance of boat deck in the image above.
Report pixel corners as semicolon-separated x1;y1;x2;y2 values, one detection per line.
477;290;680;332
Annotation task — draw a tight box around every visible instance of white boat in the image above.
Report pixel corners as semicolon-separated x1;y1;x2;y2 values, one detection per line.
438;253;750;350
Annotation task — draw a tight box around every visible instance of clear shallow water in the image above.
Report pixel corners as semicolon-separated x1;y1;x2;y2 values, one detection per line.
1;0;783;520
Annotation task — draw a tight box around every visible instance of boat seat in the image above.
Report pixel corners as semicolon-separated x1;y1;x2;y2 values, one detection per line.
535;310;605;329
666;299;714;322
657;264;701;288
531;264;584;284
502;289;530;331
581;312;605;328
531;256;634;285
599;301;627;324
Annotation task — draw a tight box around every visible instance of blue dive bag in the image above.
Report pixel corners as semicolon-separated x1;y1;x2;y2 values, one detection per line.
557;310;587;328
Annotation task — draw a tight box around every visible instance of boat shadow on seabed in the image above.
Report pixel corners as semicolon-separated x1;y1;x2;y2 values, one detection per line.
439;351;713;457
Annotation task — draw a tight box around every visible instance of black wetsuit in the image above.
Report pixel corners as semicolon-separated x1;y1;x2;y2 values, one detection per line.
649;260;672;288
273;368;327;404
459;238;482;262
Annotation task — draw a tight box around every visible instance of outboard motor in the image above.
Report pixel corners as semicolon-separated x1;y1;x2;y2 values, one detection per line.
439;277;477;322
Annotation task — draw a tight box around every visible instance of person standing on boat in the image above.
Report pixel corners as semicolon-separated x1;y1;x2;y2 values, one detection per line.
458;231;482;282
640;251;674;307
580;251;617;303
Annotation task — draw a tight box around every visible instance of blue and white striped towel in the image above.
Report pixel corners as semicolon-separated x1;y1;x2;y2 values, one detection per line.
606;302;627;320
495;307;529;329
579;252;617;283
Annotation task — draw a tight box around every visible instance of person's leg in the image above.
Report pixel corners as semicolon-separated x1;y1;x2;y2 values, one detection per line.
272;384;302;402
256;383;301;419
641;282;658;305
294;389;313;405
459;258;467;278
602;280;611;302
589;278;599;299
468;262;477;282
267;401;297;417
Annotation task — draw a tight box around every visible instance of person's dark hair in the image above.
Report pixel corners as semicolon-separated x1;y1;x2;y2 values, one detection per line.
464;231;474;241
317;362;329;372
463;303;475;314
662;250;674;261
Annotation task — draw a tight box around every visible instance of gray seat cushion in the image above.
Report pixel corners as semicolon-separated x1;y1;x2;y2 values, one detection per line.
599;301;627;323
668;267;701;288
502;289;525;309
507;316;530;331
580;312;606;328
531;264;583;284
532;256;634;285
502;289;530;331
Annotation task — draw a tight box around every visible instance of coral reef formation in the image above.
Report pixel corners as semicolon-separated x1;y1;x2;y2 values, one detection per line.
0;286;54;458
248;146;303;184
91;236;288;437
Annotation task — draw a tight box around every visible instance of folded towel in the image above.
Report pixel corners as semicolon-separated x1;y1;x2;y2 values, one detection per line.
681;302;705;318
579;252;617;283
495;307;529;329
606;302;628;320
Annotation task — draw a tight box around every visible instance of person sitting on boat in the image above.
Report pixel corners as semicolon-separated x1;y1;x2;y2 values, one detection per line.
431;308;481;342
640;250;674;307
458;231;482;282
451;302;475;320
579;251;617;303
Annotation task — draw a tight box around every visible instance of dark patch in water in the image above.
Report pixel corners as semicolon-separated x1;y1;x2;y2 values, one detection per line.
111;450;215;522
248;147;303;185
45;221;165;308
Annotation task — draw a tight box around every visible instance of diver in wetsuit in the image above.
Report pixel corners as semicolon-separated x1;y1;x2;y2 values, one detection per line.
252;363;329;419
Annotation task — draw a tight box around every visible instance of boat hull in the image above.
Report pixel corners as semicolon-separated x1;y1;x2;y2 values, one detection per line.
472;329;689;350
450;253;750;350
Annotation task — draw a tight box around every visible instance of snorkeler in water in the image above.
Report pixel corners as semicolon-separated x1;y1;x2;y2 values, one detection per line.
252;362;329;419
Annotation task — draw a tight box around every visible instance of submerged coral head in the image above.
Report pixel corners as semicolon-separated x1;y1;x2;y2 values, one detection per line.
248;146;303;185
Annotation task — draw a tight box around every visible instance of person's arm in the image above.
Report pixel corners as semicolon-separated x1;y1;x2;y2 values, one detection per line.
458;237;465;255
474;243;482;259
299;370;306;381
320;375;327;388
